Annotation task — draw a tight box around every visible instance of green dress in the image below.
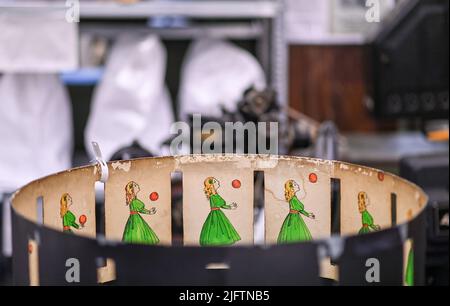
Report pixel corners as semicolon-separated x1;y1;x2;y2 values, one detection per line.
62;211;79;233
199;194;241;246
277;196;312;243
122;198;160;245
358;210;379;234
405;248;414;286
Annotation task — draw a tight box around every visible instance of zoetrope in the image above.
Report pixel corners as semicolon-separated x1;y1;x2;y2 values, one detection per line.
11;155;427;286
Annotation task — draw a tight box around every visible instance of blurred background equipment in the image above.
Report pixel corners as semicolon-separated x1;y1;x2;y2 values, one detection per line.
367;2;450;283
110;141;154;161
163;86;316;155
367;0;449;120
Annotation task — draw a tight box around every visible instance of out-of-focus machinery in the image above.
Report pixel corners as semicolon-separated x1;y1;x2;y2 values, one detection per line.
367;0;449;120
400;154;449;286
161;87;316;156
367;0;449;285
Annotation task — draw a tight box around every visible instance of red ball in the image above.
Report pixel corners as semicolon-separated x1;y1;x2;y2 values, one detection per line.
79;215;87;225
149;192;159;201
378;172;385;182
309;173;318;183
232;179;241;189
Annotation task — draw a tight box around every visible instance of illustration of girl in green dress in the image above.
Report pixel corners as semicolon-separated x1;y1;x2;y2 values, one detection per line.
199;177;241;246
277;180;315;244
122;181;160;245
60;193;81;233
357;192;381;235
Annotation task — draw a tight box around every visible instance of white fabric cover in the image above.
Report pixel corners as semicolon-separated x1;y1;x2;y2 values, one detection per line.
0;74;73;193
85;35;174;160
0;9;78;73
179;39;266;119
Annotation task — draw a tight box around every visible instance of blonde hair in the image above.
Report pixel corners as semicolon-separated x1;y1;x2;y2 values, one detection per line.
60;193;70;218
358;191;368;212
284;180;296;201
204;177;217;199
125;181;138;206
